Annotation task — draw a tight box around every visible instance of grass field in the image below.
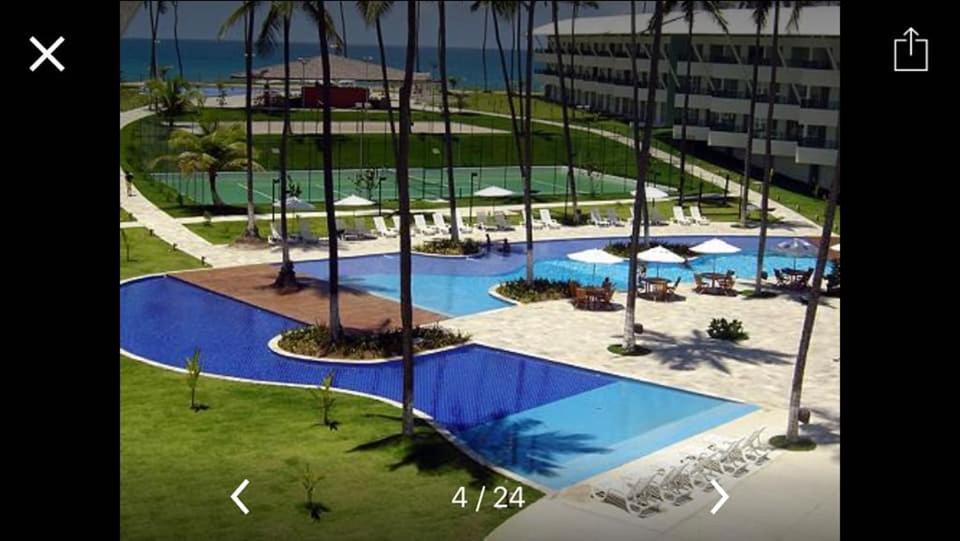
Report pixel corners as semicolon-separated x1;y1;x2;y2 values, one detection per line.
120;227;207;279
121;208;135;222
121;86;152;112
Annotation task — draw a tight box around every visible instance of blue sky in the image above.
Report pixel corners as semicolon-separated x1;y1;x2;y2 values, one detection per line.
126;1;645;48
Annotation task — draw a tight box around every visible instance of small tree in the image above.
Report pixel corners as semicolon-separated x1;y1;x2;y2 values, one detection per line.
185;349;202;411
309;371;337;428
353;169;377;200
217;82;228;107
300;463;325;518
145;76;203;127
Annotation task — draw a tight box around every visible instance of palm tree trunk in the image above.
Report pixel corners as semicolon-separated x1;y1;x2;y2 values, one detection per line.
678;16;693;207
338;0;348;57
482;7;490;92
787;148;839;442
492;11;526;211
754;2;780;295
399;0;418;438
438;1;460;242
319;0;342;340
148;1;158;80
376;18;398;160
552;1;579;224
569;4;577;115
274;14;297;289
208;170;225;206
522;1;536;284
623;0;663;351
244;9;259;238
514;13;524;124
741;24;761;227
174;2;183;79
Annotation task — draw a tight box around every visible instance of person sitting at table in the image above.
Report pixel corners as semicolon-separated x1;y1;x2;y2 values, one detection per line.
601;277;612;291
638;264;647;280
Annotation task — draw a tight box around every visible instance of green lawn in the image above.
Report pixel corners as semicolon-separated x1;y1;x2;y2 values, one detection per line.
121;86;151;112
121;208;135;222
120;227;206;279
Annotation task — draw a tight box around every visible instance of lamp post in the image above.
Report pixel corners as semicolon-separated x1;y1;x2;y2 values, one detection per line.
378;176;385;216
469;172;477;222
271;148;280;222
297;57;307;133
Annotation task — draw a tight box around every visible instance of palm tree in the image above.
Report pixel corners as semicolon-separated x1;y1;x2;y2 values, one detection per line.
481;5;490;92
664;1;727;207
356;1;397;159
153;120;264;207
173;1;183;78
220;1;263;239
754;1;804;295
304;0;346;338
338;0;348;56
145;76;202;127
623;0;665;351
521;0;536;284
566;2;599;119
144;1;167;80
256;1;299;288
551;0;579;223
786;145;839;443
438;0;460;242
397;0;418;438
738;0;764;227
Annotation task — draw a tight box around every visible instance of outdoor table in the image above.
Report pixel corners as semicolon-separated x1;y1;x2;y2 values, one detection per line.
645;277;669;301
701;272;728;289
781;268;808;288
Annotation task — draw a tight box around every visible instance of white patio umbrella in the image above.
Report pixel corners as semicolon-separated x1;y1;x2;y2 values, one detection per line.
630;186;670;200
473;185;516;214
776;238;816;269
637;245;685;276
567;248;624;282
690;238;741;272
334;194;375;219
831;243;840;252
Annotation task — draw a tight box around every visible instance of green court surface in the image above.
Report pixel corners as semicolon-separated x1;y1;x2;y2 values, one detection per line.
150;166;640;206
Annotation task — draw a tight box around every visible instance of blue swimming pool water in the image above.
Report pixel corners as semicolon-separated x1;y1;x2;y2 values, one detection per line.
297;235;817;317
120;274;757;489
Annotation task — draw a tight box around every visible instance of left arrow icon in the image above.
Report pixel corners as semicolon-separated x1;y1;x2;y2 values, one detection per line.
231;479;250;515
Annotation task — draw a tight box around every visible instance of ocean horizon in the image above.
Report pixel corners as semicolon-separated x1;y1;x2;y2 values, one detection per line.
121;38;542;91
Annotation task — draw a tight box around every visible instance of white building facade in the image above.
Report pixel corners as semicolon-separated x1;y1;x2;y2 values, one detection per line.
533;5;839;189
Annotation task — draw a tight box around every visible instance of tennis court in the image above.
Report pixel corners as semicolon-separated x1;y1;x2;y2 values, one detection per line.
149;166;639;206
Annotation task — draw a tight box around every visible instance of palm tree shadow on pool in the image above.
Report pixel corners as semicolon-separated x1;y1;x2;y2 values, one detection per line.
350;415;611;485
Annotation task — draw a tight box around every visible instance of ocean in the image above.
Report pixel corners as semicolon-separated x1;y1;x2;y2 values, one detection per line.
120;38;540;91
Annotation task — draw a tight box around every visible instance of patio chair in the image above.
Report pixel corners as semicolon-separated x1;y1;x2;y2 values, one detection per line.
351;217;375;240
590;208;611;227
373;216;398;238
740;427;774;465
391;214;403;234
666;276;682;300
589;471;664;518
413;214;438;236
455;213;474;234
606;208;625;226
689;206;711;225
693;273;707;293
268;222;284;245
650;207;669;226
298;220;320;244
672;206;693;225
475;211;493;231
494;211;516;231
799;268;814;288
571;286;589;310
521;209;544;230
335;218;350;240
705;437;751;477
540;208;562;229
653;463;694;505
432;212;450;234
774;269;789;288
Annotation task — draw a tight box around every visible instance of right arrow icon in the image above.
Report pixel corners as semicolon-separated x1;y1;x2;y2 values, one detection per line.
709;480;729;515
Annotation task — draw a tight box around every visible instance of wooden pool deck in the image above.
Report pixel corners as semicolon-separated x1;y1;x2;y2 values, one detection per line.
171;264;445;332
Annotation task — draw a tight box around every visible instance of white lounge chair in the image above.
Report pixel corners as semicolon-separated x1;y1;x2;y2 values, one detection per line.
689;206;711;225
455;213;473;234
270;222;299;245
298;220;320;243
373;216;398;237
650;207;668;226
672;206;693;225
413;214;438;235
539;208;562;229
432;212;450;233
494;212;515;231
589;471;663;518
590;208;610;227
606;208;625;226
351;217;375;240
475;211;494;231
521;209;544;230
391;214;403;233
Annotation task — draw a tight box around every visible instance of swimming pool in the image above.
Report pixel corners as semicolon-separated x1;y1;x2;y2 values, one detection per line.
120;275;757;490
297;235;817;317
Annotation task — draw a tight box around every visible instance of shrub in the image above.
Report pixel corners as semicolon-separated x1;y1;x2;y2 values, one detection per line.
309;371;338;429
279;324;469;360
496;278;581;303
414;238;482;255
185;348;203;411
605;241;697;258
707;318;749;341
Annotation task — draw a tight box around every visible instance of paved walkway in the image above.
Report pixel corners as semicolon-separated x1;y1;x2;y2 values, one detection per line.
173;119;507;135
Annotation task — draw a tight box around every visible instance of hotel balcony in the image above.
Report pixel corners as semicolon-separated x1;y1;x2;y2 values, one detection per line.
795;137;839;166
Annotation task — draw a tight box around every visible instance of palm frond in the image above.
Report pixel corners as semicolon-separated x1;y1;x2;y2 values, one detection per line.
220;1;260;39
302;1;345;50
355;0;393;27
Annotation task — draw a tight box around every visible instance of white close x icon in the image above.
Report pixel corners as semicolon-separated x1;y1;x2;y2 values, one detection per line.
29;36;65;72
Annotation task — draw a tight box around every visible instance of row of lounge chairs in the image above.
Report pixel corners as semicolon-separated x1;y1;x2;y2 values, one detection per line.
588;207;670;228
672;206;711;226
589;427;774;519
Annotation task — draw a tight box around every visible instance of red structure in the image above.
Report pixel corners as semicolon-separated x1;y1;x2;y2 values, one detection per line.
302;85;369;108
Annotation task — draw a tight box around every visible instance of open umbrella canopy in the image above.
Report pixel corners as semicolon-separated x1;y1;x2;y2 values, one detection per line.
274;196;315;211
637;245;685;264
474;186;515;198
630;186;670;200
776;238;816;257
334;194;375;207
831;243;840;252
567;248;624;265
690;238;741;255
